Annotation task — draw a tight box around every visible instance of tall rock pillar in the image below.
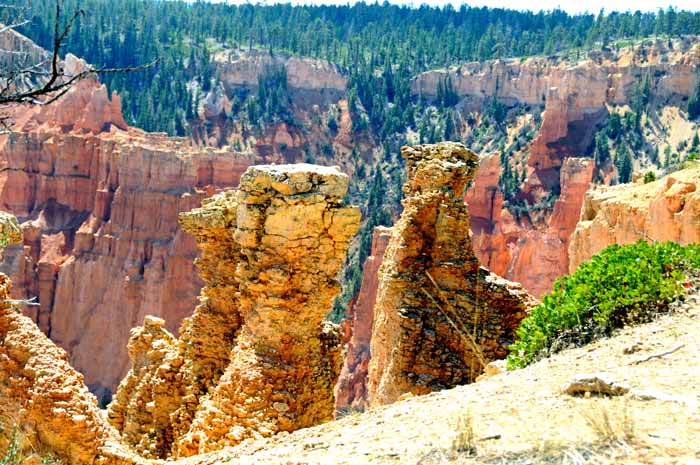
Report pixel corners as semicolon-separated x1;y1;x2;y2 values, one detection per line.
368;143;537;407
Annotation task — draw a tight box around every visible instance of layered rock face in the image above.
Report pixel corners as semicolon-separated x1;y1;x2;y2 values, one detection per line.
107;164;360;458
412;39;700;108
415;39;700;297
334;226;392;412
569;166;700;272
467;156;595;298
214;49;347;96
0;213;143;465
0;76;255;399
367;143;536;407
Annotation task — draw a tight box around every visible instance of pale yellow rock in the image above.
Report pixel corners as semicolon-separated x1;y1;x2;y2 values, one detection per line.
569;165;700;273
108;164;359;458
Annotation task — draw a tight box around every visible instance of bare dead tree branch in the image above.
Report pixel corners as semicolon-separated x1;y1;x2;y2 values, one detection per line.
0;0;157;131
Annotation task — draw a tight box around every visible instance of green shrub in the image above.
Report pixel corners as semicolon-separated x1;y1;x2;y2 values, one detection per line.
643;171;656;183
507;241;700;369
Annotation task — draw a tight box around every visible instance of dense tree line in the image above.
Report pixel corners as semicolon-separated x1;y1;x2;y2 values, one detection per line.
7;0;700;320
8;0;700;134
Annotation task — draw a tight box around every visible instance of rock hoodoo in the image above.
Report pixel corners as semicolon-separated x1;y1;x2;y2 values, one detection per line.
367;143;537;407
0;73;255;399
106;191;243;459
569;165;700;272
107;164;360;458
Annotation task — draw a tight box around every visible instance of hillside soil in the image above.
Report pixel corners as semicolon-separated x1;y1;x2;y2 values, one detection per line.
185;291;700;465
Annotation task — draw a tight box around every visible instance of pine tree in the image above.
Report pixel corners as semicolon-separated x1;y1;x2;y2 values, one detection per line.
615;145;633;183
688;77;700;120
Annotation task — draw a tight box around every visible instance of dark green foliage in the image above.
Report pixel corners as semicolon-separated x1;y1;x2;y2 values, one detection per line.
688;77;700;121
631;73;652;121
245;66;294;127
507;241;700;369
483;95;507;127
643;171;656;183
615;145;633;183
607;113;622;139
593;130;610;165
11;0;700;135
436;76;459;108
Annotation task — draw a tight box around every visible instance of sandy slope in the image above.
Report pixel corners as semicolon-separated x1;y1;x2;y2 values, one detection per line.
183;291;700;465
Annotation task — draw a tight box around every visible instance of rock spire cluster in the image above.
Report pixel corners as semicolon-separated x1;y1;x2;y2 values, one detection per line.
107;164;360;458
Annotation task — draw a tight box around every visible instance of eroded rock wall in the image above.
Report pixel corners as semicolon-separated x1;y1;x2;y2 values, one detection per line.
0;77;255;398
467;156;595;298
412;39;700;108
569;166;700;272
416;39;700;297
367;143;536;407
334;226;392;412
108;164;360;458
0;213;143;465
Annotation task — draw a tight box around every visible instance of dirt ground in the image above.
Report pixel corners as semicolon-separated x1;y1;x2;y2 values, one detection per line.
179;292;700;465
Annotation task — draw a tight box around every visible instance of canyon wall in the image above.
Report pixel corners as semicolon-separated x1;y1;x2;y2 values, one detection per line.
367;143;537;407
108;164;360;458
0;215;143;465
569;165;700;272
467;155;595;298
412;39;700;106
334;226;392;412
0;76;255;399
417;39;700;297
213;49;346;95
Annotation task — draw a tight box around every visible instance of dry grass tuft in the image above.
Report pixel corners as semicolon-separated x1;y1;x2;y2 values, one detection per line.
452;410;477;457
578;400;635;443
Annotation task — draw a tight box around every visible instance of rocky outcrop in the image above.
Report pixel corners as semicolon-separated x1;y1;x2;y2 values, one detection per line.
0;211;22;247
334;226;392;412
0;214;143;465
107;164;360;458
569;166;700;272
178;164;359;455
32;57;129;133
0;26;48;93
214;49;347;96
0;75;255;399
106;191;243;458
412;39;700;108
417;40;700;297
367;143;537;407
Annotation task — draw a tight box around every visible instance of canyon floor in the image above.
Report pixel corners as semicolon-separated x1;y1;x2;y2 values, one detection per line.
181;292;700;465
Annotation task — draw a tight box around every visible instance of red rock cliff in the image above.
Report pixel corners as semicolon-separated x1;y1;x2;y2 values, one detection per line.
334;226;392;412
467;156;595;298
0;76;255;399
